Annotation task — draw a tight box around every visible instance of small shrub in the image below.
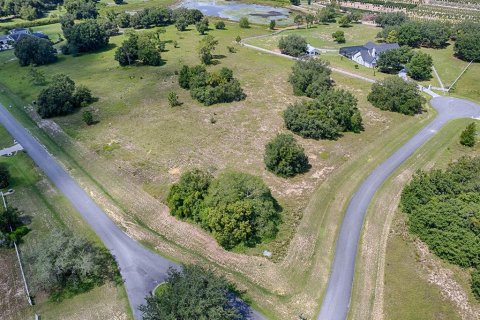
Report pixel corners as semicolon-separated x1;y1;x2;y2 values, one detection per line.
215;21;225;29
278;34;307;57
82;110;94;125
168;92;181;107
264;133;310;177
460;122;476;147
269;20;276;30
239;17;249;28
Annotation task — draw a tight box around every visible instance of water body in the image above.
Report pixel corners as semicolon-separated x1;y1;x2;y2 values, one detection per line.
177;0;293;25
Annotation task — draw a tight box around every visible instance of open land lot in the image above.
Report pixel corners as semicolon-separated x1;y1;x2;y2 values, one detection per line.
0;129;131;320
0;19;437;319
2;15;480;319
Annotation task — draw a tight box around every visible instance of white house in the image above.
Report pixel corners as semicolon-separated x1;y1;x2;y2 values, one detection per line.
339;42;400;68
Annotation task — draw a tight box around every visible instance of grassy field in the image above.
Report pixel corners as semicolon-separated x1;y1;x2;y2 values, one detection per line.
0;19;459;319
349;118;480;320
0;129;131;320
247;22;381;50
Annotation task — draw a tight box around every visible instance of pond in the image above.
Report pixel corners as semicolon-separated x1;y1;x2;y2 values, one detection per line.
177;0;293;25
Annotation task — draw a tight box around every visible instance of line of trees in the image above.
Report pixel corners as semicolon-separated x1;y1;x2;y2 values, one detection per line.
400;156;480;300
376;13;480;62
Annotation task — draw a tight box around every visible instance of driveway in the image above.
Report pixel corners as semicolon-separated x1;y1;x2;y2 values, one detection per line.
0;104;264;320
317;96;480;320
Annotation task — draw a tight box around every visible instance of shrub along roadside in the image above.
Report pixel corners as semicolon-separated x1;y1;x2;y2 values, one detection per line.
400;156;480;300
167;170;281;249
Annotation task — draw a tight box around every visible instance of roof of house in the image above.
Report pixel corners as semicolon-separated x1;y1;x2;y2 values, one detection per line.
340;42;400;65
9;28;29;35
0;34;12;41
364;41;400;54
32;31;49;39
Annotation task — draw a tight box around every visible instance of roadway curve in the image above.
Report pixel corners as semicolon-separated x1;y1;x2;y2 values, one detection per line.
317;96;480;320
0;104;265;320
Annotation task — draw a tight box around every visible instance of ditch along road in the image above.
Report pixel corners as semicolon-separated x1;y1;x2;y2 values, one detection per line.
0;103;265;320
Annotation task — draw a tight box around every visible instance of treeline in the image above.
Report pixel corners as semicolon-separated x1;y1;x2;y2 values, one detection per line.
376;12;480;61
347;0;417;9
0;0;61;20
401;156;480;300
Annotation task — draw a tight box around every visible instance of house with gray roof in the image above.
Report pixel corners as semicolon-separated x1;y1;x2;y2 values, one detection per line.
0;28;49;51
339;42;400;68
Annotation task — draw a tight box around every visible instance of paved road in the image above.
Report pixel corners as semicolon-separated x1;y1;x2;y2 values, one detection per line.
317;96;480;320
0;104;176;318
0;104;265;320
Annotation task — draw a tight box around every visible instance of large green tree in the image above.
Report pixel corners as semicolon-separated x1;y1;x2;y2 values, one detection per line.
454;30;480;62
25;231;120;300
406;51;433;80
376;46;413;74
278;34;307;57
37;74;94;118
264;133;310;178
367;77;424;115
460;122;477;147
64;19;109;53
14;35;57;66
288;59;332;98
140;265;244;320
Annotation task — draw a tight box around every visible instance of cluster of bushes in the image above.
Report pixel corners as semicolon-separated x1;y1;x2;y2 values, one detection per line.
400;156;480;300
355;0;416;10
278;34;307;57
285;59;363;140
0;0;59;20
37;74;94;118
460;122;477;147
367;77;425;115
167;170;281;249
25;231;121;301
140;265;245;319
115;31;163;66
284;89;363;140
264;133;310;178
178;65;245;106
14;35;57;66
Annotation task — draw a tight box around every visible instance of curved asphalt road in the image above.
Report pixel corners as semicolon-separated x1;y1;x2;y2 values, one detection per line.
0;104;265;320
318;96;480;320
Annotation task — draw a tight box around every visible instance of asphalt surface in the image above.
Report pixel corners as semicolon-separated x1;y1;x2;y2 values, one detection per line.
0;104;266;320
317;96;480;320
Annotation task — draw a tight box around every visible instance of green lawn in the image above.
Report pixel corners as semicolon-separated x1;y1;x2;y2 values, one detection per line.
247;22;381;50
